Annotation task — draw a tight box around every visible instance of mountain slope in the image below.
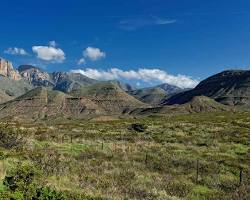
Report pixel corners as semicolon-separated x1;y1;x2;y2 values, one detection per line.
157;83;185;93
0;76;33;103
18;65;98;92
0;87;105;120
18;65;54;87
163;70;250;106
52;72;98;92
131;96;230;116
70;81;147;113
129;87;167;105
129;83;186;105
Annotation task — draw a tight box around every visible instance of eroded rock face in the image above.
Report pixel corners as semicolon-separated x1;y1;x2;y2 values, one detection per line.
18;65;54;87
0;58;21;80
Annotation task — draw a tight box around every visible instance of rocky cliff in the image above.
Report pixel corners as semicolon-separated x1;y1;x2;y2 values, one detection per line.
18;65;54;87
0;58;21;80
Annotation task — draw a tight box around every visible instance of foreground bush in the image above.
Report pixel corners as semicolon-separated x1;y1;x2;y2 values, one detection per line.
0;163;64;200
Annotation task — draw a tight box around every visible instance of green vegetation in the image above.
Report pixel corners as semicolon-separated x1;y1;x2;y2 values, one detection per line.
0;111;249;199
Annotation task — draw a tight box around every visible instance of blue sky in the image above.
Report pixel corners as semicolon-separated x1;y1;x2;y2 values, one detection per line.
1;0;250;88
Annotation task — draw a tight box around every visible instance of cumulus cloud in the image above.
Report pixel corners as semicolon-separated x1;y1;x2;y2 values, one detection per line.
4;47;28;55
83;47;106;61
32;45;65;63
77;58;86;65
70;68;199;88
49;40;57;47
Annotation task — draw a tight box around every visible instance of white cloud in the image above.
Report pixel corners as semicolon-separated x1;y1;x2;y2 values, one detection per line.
32;45;65;63
70;68;199;88
77;58;86;65
119;16;176;31
4;47;28;55
49;41;57;47
83;47;106;61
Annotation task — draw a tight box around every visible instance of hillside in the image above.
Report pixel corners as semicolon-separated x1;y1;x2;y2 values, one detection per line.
0;87;105;121
164;70;250;106
131;96;230;116
52;72;98;92
18;65;98;92
0;76;33;103
0;111;249;199
70;81;148;113
158;83;185;93
129;83;186;105
129;87;167;105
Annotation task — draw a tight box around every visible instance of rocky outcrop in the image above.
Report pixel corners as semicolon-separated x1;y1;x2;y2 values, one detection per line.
0;58;21;80
18;66;98;93
18;65;54;87
52;72;98;93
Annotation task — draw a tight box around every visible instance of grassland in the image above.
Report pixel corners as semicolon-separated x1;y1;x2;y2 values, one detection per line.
0;111;249;199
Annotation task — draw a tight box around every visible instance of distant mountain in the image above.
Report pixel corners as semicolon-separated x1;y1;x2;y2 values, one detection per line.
18;65;98;92
129;83;186;105
163;70;250;106
157;83;185;94
18;65;54;87
52;72;98;92
108;80;135;91
0;57;245;120
129;87;167;105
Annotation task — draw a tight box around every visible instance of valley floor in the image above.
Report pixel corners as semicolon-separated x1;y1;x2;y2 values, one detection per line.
0;112;249;199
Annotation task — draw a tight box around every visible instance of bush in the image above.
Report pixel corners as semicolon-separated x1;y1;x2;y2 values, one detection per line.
1;162;64;199
0;125;25;149
3;162;37;192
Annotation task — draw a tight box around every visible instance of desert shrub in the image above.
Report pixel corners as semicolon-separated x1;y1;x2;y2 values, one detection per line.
218;174;238;192
0;151;6;160
29;149;71;176
231;185;250;200
129;123;147;132
3;162;37;192
0;185;65;200
165;180;193;198
1;162;65;199
0;125;25;149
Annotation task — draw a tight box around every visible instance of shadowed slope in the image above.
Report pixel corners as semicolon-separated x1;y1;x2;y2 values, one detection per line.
163;70;250;106
130;96;230;116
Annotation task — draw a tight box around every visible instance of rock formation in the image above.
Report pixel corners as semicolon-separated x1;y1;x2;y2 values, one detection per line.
0;58;21;80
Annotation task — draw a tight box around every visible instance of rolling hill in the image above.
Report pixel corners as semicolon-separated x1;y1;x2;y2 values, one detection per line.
129;87;167;105
0;87;105;121
70;81;148;113
130;96;230;116
128;83;186;105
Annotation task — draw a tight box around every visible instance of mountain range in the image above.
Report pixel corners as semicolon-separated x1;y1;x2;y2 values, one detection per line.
0;57;248;121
